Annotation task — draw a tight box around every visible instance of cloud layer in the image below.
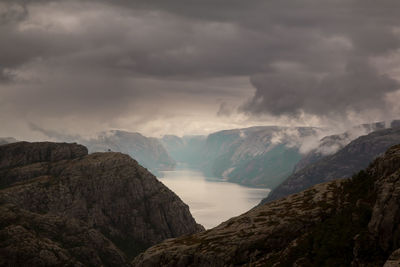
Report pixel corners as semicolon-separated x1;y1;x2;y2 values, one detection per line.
1;0;400;138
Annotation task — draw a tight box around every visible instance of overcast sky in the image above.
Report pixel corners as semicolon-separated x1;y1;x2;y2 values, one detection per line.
1;0;400;139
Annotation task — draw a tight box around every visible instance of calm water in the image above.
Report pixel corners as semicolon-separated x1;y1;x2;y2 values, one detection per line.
159;169;270;229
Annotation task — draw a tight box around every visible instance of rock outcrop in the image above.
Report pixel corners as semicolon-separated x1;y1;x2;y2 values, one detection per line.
263;127;400;203
133;144;400;266
0;142;203;266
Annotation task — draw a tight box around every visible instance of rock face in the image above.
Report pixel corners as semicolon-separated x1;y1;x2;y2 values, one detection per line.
133;144;400;266
0;203;129;267
0;142;203;266
263;127;400;203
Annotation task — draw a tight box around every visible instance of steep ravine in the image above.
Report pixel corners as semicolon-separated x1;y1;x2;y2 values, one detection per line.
0;142;203;266
133;144;400;266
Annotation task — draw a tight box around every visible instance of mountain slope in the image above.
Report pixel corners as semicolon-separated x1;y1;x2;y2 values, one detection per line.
293;120;393;173
263;127;400;203
0;142;203;265
133;144;400;266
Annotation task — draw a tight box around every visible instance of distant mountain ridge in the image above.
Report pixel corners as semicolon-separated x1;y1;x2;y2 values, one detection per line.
199;126;320;188
161;126;322;188
263;125;400;203
27;126;177;176
19;119;400;190
161;123;400;189
292;120;395;173
82;130;176;175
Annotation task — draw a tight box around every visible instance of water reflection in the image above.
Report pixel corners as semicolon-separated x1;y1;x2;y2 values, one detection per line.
159;169;270;229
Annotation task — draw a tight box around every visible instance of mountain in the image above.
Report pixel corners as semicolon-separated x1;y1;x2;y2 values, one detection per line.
263;126;400;203
292;120;392;173
0;142;203;265
133;144;400;266
80;130;176;175
161;127;321;189
199;126;320;188
162;122;398;189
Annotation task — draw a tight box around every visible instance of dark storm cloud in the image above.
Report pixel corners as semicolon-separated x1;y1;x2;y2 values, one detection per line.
243;58;399;117
1;0;400;136
0;1;266;77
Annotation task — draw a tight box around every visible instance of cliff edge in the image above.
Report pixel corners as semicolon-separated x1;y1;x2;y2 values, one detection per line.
0;142;203;266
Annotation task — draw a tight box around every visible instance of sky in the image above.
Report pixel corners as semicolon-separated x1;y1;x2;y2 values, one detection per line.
1;0;400;139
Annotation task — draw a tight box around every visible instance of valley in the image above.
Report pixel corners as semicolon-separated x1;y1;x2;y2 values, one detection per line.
2;1;400;265
2;122;400;265
159;169;269;229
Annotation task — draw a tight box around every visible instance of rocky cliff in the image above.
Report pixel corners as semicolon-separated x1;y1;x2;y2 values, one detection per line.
133;144;400;266
0;142;203;266
0;203;130;266
263;127;400;203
